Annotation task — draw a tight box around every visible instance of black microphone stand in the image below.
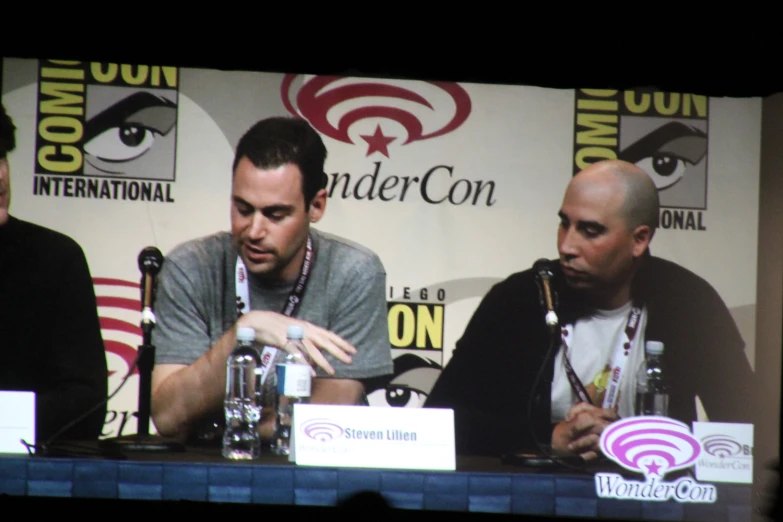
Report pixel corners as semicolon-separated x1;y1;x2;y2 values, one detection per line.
99;293;185;453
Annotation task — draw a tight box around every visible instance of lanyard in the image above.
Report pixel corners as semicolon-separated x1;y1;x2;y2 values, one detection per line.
235;234;315;383
560;303;642;410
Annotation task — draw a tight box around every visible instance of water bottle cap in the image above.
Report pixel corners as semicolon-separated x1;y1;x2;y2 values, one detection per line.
645;340;664;355
287;325;304;340
236;326;256;342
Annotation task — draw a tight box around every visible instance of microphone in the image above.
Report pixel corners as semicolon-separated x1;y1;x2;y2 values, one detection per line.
41;245;183;457
98;246;185;454
533;258;558;328
138;246;163;332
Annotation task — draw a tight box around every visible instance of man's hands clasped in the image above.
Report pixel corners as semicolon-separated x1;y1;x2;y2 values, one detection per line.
551;380;620;461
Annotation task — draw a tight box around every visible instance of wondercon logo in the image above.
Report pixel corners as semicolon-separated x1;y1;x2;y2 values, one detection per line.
600;416;702;478
94;277;143;377
301;418;345;442
701;434;743;458
281;74;472;159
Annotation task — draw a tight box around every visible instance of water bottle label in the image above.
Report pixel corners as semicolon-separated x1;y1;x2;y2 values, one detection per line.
276;363;311;397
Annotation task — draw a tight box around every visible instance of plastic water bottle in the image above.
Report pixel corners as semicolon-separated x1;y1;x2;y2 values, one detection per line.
635;341;669;417
222;326;262;459
273;325;314;456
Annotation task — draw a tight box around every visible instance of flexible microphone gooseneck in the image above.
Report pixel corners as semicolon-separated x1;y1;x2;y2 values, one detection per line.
519;258;593;472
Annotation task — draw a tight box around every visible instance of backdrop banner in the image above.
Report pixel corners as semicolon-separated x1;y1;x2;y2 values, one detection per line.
1;57;761;440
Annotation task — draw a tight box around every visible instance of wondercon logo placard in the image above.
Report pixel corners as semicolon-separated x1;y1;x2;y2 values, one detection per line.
600;416;701;478
595;416;718;504
701;434;744;458
301;418;345;442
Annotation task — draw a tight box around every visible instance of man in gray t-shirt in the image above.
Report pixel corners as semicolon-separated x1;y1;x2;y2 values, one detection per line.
150;116;393;442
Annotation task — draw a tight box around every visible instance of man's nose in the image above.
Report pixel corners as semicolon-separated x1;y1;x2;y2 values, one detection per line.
558;227;579;257
247;213;267;239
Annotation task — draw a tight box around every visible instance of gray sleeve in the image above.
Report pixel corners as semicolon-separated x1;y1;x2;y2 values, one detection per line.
320;253;393;380
151;253;213;366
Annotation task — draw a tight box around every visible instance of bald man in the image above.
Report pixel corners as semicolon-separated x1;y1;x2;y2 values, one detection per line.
425;159;757;461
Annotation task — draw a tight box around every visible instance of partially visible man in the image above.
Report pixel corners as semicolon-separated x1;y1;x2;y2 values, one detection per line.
151;116;393;442
0;104;108;443
425;159;757;460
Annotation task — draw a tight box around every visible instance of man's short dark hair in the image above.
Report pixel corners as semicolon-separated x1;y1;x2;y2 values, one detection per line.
0;104;17;159
232;116;328;209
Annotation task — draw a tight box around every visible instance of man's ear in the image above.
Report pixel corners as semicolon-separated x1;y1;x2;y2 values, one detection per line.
631;225;652;257
308;188;327;223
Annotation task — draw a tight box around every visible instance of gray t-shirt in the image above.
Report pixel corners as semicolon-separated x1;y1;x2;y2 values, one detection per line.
152;227;394;387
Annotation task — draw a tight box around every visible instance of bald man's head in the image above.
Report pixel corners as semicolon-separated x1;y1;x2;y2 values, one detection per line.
557;160;659;309
572;160;660;236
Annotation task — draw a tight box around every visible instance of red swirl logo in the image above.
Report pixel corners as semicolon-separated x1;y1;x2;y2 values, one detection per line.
281;74;471;158
94;277;142;377
600;416;702;478
301;418;345;442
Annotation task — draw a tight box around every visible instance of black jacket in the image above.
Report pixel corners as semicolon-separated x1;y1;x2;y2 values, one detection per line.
0;216;108;443
424;253;757;457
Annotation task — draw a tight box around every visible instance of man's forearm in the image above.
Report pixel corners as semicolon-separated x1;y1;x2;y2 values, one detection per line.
311;378;365;405
151;328;238;439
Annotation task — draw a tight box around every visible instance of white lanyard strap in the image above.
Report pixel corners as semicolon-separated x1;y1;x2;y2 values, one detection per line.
234;235;314;383
560;304;642;410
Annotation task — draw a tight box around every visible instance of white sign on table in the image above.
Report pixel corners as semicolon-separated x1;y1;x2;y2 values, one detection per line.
290;404;455;471
692;421;754;484
0;391;35;454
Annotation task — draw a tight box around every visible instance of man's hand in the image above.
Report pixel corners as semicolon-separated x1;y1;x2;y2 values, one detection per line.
552;401;619;460
237;310;357;375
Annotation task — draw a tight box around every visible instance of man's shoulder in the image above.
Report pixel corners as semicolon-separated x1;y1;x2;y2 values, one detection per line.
10;216;85;255
496;265;539;291
164;231;234;271
474;265;539;306
639;254;723;301
313;228;384;272
644;255;713;288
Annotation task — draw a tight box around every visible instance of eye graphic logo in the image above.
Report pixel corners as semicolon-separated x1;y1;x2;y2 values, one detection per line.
600;416;702;478
573;89;709;212
34;60;179;182
281;74;472;159
701;434;743;458
301;418;345;442
93;277;142;377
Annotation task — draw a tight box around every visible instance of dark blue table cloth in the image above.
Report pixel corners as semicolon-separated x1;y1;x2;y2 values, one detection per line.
0;451;752;520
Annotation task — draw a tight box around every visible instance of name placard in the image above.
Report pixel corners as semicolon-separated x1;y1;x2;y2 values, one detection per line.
290;404;455;471
0;391;35;454
692;421;754;484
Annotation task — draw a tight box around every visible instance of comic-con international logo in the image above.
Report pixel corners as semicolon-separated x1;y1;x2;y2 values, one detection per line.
32;60;178;204
595;416;718;503
281;75;496;207
573;89;708;231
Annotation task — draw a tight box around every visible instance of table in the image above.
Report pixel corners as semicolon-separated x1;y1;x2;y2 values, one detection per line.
0;445;753;520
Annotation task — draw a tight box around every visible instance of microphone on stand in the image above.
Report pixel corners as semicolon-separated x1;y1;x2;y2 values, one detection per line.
99;247;185;453
139;246;162;337
533;258;559;330
503;258;588;470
